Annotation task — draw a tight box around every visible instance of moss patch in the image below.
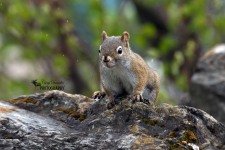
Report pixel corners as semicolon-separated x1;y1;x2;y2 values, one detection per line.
181;130;198;143
55;107;86;121
167;128;198;149
168;131;178;138
129;124;139;133
142;119;159;126
167;140;185;150
132;134;155;149
9;97;37;104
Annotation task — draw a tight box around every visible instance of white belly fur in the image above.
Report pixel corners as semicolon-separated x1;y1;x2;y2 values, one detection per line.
101;66;137;97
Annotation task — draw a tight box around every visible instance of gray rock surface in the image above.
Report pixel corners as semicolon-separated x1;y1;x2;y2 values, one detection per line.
190;44;225;124
0;90;225;149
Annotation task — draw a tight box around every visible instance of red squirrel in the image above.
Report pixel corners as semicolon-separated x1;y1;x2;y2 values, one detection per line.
93;31;160;109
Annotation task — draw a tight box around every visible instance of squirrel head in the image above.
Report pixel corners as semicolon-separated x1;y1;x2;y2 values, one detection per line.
99;31;131;68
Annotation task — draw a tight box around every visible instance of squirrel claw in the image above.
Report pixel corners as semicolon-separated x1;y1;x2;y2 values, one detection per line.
142;99;150;104
92;91;106;101
130;93;144;103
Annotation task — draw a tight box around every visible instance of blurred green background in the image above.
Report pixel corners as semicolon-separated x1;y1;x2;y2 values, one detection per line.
0;0;224;103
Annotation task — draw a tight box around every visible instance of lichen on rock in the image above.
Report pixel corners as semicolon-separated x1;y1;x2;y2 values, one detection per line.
0;90;224;149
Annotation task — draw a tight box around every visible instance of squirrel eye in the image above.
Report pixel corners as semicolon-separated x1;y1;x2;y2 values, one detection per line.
117;46;123;54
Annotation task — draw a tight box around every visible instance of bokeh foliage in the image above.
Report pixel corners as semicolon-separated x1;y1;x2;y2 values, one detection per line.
0;0;224;103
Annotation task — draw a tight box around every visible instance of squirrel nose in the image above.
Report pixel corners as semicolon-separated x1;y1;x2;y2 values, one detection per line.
102;56;111;62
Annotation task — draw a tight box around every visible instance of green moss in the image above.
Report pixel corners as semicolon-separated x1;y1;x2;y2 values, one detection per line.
181;130;198;143
79;114;86;121
132;134;155;148
55;107;73;114
168;131;177;138
9;97;37;104
167;140;190;150
55;107;86;121
167;140;182;150
167;129;198;149
142;119;159;126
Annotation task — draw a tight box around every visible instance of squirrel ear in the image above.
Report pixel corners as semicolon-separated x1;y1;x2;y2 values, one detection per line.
102;31;108;41
121;31;129;47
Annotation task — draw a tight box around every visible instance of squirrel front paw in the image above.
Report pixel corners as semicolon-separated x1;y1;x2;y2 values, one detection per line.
129;93;144;103
92;91;106;101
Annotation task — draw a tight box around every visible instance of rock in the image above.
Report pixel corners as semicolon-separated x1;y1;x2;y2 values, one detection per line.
190;44;225;124
0;90;224;149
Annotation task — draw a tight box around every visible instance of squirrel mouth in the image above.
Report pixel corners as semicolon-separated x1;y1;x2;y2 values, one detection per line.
104;62;116;68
